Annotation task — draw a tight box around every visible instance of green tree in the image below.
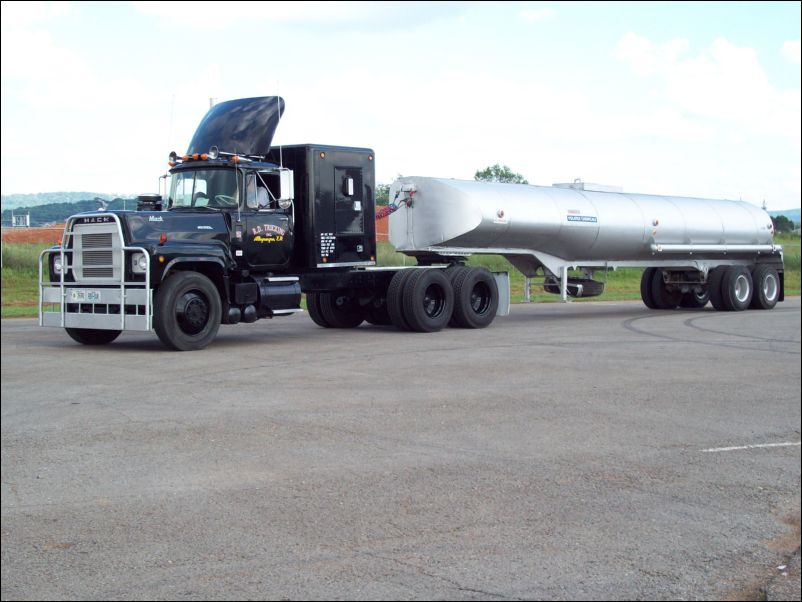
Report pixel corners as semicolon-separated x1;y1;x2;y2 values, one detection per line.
771;215;795;233
375;174;404;206
375;183;390;206
474;164;528;184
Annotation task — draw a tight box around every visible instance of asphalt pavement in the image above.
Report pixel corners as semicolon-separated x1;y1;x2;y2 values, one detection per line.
2;298;800;600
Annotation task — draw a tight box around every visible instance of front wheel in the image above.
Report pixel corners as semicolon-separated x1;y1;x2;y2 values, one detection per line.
65;328;121;345
154;272;221;350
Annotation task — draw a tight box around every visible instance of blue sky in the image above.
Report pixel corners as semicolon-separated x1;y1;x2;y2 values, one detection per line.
1;1;800;209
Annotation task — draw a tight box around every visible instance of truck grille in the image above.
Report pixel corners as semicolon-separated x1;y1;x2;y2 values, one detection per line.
72;225;121;282
82;233;113;248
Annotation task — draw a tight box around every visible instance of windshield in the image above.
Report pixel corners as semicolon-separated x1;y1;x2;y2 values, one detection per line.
168;169;239;209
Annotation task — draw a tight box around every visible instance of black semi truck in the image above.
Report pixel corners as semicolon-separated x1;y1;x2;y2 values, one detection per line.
39;97;502;350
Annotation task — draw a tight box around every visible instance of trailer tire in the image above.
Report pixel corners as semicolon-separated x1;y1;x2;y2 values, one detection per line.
452;267;498;329
640;268;659;309
154;271;221;351
65;328;122;345
402;268;454;332
319;292;364;328
750;265;780;310
679;289;710;308
306;293;331;327
721;265;753;311
708;267;728;311
650;269;682;309
387;270;415;331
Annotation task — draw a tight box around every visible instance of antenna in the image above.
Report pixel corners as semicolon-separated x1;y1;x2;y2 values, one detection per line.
276;85;283;168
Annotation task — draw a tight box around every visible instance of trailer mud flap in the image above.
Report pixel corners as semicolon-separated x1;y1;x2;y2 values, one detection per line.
493;272;510;316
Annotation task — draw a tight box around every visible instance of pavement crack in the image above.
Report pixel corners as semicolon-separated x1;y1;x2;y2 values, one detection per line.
360;552;524;600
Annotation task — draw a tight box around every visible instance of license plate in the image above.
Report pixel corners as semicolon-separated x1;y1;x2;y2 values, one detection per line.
70;289;101;302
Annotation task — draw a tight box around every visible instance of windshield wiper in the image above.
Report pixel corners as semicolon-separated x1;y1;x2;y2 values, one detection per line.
168;206;221;212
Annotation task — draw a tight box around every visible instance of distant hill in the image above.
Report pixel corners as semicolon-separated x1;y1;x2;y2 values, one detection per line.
1;192;132;211
768;208;800;226
2;197;136;227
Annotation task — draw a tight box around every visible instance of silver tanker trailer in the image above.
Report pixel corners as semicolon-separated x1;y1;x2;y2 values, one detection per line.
388;177;784;312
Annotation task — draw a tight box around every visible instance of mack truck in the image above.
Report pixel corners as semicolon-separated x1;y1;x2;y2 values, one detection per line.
40;96;784;351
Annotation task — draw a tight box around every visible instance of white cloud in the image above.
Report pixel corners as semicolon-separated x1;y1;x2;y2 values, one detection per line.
518;7;555;23
617;34;801;144
782;40;801;65
131;1;466;30
0;1;73;27
616;32;689;76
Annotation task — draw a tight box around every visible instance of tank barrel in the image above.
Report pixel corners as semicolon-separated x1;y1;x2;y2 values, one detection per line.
389;177;777;265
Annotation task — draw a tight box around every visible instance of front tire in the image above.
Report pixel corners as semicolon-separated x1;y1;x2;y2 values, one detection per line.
154;272;221;351
65;328;121;345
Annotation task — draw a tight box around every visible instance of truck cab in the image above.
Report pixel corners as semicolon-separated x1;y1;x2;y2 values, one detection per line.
40;97;383;351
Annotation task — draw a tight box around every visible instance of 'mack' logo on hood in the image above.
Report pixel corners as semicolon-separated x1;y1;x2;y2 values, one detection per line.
148;216;163;222
76;215;113;224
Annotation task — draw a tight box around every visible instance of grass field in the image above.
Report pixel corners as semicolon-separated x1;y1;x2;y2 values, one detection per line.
2;236;800;318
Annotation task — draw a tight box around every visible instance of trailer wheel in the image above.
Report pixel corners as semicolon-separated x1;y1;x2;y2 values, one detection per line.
679;289;710;308
452;267;498;329
319;292;364;328
750;265;780;310
640;268;659;309
402;268;454;332
721;265;753;311
154;272;221;351
708;267;727;311
306;293;331;327
650;269;682;309
387;270;415;331
65;328;122;345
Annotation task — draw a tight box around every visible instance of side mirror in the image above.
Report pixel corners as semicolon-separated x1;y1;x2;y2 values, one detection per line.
279;170;294;208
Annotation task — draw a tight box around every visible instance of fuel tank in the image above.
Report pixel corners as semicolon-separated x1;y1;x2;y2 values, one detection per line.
388;177;776;263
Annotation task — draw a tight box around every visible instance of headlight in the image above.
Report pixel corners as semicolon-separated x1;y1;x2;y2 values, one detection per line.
53;255;63;274
131;252;149;273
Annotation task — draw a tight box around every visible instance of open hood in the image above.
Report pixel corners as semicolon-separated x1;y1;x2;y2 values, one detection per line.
187;96;285;157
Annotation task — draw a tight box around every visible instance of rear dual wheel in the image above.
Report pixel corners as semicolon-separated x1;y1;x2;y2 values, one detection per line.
388;269;454;332
640;268;682;309
709;266;753;311
750;265;779;310
387;267;498;332
306;292;364;328
451;267;498;328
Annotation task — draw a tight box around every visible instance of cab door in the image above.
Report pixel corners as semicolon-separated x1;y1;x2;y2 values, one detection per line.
242;173;293;268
